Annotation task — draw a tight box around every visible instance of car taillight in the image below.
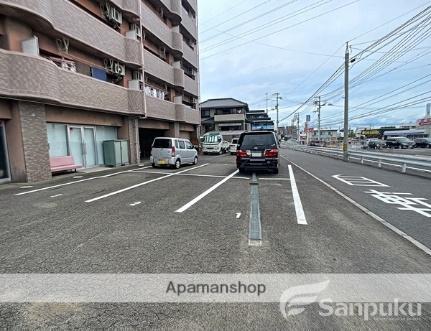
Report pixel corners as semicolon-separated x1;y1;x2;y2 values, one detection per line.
171;146;176;157
264;149;278;158
236;150;248;158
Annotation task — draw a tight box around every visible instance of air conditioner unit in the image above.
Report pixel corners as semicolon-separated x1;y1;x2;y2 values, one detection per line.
113;62;125;76
22;36;39;56
56;37;69;53
129;23;141;38
132;71;142;81
61;60;76;72
101;2;122;25
104;58;115;72
108;6;122;24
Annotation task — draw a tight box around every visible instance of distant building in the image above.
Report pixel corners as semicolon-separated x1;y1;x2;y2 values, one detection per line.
246;110;274;131
200;98;249;140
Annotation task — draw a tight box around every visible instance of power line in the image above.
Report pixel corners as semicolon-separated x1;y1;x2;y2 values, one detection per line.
201;0;360;60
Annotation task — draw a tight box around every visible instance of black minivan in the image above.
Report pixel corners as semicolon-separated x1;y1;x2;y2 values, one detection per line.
236;131;279;174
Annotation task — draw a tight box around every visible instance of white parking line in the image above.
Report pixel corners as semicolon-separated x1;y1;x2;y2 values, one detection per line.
288;165;307;225
85;164;209;203
175;170;239;213
15;168;148;196
50;194;63;198
130;202;142;207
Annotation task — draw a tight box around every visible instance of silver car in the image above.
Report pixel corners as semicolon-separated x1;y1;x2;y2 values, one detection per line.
150;137;198;169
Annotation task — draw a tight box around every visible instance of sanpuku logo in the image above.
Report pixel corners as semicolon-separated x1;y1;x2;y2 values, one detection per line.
279;281;422;321
279;281;330;318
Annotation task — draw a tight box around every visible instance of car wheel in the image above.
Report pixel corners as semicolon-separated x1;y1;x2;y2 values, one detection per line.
273;168;279;174
152;163;156;168
174;159;181;169
219;150;223;155
193;156;198;165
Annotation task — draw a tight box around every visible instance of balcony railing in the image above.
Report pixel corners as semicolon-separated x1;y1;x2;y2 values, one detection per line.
184;74;198;97
181;7;197;38
0;0;142;65
0;50;143;114
183;43;198;68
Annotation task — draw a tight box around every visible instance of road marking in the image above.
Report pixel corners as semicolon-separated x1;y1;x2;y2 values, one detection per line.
19;186;33;189
281;155;431;257
288;165;307;225
15;168;150;196
332;175;389;187
73;176;84;179
236;212;242;219
132;170;250;180
130;201;142;207
175;170;239;213
249;173;262;245
86;164;208;203
50;194;63;198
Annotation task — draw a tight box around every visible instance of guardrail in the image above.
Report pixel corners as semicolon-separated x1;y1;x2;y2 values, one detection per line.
289;144;431;177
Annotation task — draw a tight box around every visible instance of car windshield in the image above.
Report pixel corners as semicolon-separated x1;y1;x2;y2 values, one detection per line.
397;137;411;142
204;134;220;143
240;133;276;149
153;138;171;148
232;139;238;144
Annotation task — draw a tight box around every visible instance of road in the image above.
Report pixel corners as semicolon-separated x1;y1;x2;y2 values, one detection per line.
0;149;430;329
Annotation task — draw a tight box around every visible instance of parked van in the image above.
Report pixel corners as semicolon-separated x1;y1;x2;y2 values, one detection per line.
150;137;198;169
202;131;229;154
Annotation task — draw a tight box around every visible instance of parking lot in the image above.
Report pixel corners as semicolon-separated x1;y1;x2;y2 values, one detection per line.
0;148;430;328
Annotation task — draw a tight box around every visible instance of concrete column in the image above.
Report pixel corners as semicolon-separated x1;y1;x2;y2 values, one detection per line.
119;116;140;164
168;122;180;138
8;101;52;183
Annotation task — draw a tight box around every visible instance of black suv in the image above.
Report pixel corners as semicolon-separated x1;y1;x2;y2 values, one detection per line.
414;138;431;148
385;137;415;149
236;131;279;174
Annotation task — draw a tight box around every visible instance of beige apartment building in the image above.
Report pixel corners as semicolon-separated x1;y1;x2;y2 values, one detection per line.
0;0;200;183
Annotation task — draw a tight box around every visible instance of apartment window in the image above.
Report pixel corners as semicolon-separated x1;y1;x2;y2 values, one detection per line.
201;110;210;117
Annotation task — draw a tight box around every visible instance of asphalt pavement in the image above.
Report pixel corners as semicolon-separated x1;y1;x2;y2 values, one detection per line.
0;150;430;329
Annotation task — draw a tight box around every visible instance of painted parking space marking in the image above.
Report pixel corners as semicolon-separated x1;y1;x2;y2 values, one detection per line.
288;165;307;225
15;168;149;196
281;155;431;257
236;212;242;219
86;164;209;203
365;190;431;218
249;173;262;246
130;201;142;207
175;170;239;213
332;175;389;187
50;194;63;198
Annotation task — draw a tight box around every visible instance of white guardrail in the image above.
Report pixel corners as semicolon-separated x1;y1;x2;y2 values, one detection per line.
290;145;431;176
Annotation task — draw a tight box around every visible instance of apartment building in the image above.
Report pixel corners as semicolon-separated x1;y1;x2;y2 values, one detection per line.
0;0;200;183
200;98;248;140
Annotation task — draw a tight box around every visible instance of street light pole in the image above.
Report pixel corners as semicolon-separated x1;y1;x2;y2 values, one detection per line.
314;96;322;142
273;93;282;136
343;42;350;162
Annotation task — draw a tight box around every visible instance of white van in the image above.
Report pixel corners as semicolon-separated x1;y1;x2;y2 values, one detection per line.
202;132;229;154
150;137;198;169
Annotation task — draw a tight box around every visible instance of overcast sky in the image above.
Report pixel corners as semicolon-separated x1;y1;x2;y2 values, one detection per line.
198;0;431;129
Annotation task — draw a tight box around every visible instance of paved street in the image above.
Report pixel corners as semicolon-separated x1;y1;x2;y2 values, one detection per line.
0;148;430;329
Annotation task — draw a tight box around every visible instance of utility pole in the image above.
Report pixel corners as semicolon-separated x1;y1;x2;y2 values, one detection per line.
343;42;350;162
314;96;322;142
273;92;282;136
265;93;269;114
297;113;300;143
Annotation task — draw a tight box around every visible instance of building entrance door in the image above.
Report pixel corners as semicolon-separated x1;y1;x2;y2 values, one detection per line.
0;121;10;183
67;126;97;168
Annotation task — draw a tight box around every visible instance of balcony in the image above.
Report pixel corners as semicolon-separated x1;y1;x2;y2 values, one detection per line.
110;0;140;17
181;8;197;39
0;50;143;115
175;104;200;124
184;75;198;96
144;50;185;88
186;0;197;12
0;0;142;65
145;95;176;121
144;50;174;85
214;114;246;123
141;3;183;54
160;0;181;19
183;42;198;68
